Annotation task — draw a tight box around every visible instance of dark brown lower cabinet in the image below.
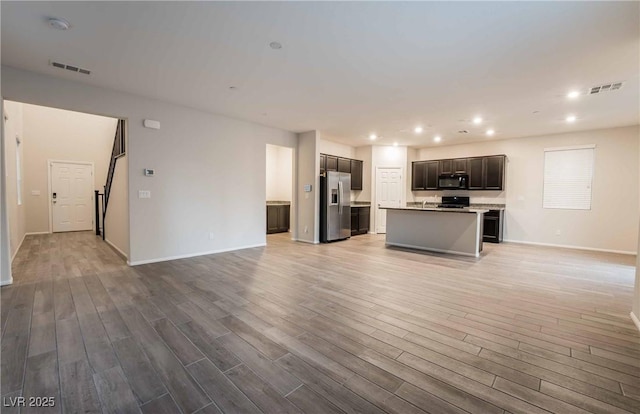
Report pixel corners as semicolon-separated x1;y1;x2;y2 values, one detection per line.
351;206;370;236
483;209;504;243
266;205;290;234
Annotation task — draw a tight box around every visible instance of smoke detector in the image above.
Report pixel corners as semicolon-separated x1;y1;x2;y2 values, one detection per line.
589;82;623;95
50;61;91;75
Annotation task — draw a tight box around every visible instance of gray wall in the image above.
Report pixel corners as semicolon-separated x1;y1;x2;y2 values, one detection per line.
2;67;297;264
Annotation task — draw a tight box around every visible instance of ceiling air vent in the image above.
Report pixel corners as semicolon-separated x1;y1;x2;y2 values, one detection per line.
50;60;91;75
589;81;623;95
458;130;469;134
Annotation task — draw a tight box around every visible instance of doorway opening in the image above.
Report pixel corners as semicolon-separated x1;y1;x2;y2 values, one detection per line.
2;100;129;284
265;144;294;244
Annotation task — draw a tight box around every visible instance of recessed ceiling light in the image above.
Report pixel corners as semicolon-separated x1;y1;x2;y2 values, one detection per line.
566;115;577;123
567;90;580;99
393;142;398;147
414;126;423;134
369;134;377;140
473;117;483;124
486;129;495;136
434;136;442;142
48;17;70;30
269;41;282;50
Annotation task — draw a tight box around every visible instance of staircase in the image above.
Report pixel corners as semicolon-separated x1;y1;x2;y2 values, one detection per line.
95;119;126;239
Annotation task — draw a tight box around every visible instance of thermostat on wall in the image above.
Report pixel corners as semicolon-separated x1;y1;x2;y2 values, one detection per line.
144;168;155;177
304;184;312;192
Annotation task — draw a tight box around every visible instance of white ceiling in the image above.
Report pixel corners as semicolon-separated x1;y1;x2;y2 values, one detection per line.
2;2;639;148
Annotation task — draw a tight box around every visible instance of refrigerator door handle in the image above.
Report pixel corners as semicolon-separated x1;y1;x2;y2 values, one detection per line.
338;181;343;214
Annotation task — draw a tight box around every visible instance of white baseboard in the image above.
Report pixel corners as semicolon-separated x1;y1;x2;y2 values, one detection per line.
503;239;635;255
11;233;27;262
105;238;128;260
25;231;50;235
631;312;640;332
0;277;13;286
128;243;267;266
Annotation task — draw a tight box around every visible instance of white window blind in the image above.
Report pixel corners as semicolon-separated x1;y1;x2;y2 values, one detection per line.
543;146;594;210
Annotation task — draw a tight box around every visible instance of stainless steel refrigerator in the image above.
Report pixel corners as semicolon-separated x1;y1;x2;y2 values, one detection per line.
320;171;351;242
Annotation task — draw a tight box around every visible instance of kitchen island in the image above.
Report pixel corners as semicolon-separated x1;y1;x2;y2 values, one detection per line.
381;206;488;257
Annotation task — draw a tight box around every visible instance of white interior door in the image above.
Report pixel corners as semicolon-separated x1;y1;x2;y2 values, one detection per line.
51;162;93;232
376;167;402;234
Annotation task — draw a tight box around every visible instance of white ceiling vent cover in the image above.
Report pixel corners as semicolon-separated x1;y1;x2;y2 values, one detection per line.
50;60;91;75
589;81;623;95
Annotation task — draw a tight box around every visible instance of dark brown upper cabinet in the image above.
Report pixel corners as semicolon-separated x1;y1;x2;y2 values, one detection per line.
412;162;426;190
484;155;505;190
350;159;363;190
326;155;338;172
439;159;453;175
467;157;484;190
425;161;439;190
411;160;439;191
338;157;351;173
412;154;506;191
453;158;468;173
320;153;364;191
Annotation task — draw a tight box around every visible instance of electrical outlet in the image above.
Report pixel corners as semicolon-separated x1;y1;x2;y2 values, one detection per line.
209;232;214;240
555;229;561;236
304;226;309;233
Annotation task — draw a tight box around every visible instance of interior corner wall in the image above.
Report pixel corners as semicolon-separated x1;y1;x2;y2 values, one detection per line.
634;132;640;327
1;102;14;285
416;125;639;253
104;154;129;258
266;144;293;202
296;131;318;243
2;67;297;264
22;103;117;233
3;101;26;261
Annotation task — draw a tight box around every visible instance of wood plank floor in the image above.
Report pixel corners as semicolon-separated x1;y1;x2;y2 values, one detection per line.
2;231;639;414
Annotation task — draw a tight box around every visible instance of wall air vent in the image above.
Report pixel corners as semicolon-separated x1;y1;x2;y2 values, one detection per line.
589;81;623;95
50;60;91;75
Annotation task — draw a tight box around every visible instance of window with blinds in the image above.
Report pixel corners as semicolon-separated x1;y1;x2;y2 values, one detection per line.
543;145;594;210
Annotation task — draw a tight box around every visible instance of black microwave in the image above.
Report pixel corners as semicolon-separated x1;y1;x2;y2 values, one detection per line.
438;174;469;190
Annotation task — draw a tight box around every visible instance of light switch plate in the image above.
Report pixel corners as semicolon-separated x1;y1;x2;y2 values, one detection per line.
138;190;151;199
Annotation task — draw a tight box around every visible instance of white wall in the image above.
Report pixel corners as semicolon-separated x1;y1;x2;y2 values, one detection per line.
0;104;12;285
266;144;293;202
355;145;372;203
2;67;297;265
296;131;318;243
21;103;117;233
415;126;639;253
319;137;356;159
3;101;26;260
105;153;129;258
634;132;640;329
